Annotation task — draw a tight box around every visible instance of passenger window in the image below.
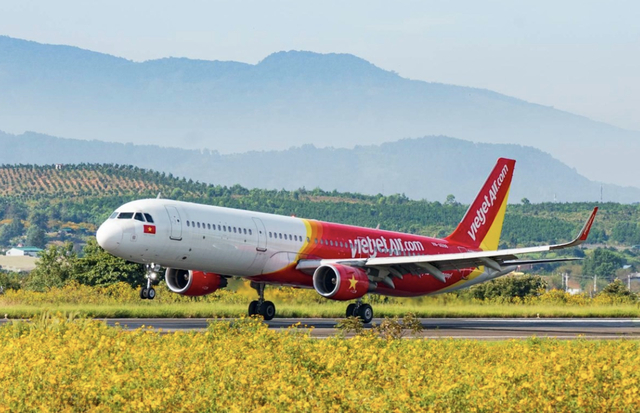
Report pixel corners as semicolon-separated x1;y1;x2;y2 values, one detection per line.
330;240;333;246
197;222;201;228
279;233;283;239
249;229;252;235
234;227;237;233
244;228;247;235
207;223;211;230
269;232;272;238
315;238;318;244
218;225;221;231
144;213;154;223
117;212;134;219
289;234;292;240
307;237;311;243
186;221;190;227
223;226;227;232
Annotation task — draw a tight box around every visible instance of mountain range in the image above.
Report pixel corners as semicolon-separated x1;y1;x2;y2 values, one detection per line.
1;36;639;190
1;130;637;204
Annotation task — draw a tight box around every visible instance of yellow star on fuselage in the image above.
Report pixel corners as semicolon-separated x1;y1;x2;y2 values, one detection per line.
349;275;358;290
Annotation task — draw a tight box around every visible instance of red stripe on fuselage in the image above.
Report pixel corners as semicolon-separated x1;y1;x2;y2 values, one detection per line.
249;219;480;296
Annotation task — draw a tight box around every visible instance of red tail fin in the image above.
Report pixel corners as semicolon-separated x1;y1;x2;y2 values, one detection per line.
446;158;515;251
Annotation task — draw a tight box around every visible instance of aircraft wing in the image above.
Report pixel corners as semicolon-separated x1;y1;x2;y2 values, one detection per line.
297;207;597;283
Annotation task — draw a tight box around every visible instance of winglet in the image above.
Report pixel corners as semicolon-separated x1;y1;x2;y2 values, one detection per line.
550;207;598;250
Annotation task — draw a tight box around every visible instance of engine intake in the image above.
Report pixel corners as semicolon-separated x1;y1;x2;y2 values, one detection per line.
313;264;371;301
165;268;228;297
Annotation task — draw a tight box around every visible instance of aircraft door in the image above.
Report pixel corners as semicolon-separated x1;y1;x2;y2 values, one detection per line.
165;206;183;241
252;217;267;252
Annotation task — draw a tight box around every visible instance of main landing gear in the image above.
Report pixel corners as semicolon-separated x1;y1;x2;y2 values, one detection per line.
140;263;160;300
248;282;276;321
346;300;374;324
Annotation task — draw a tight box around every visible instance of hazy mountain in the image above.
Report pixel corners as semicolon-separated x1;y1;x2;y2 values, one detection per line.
1;36;639;188
0;130;637;204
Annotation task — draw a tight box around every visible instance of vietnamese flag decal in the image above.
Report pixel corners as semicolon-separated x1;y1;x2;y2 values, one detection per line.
144;225;156;234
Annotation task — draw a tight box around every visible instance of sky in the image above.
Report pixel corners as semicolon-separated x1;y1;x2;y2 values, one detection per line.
1;0;639;131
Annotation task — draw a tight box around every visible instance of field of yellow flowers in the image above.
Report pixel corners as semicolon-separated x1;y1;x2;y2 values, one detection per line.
2;282;639;319
1;315;639;412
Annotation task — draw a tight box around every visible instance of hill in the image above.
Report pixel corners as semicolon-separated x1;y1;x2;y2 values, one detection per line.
0;131;638;204
1;164;640;248
0;36;639;188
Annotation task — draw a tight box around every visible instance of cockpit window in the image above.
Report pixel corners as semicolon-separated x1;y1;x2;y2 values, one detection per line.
144;213;154;223
134;213;145;222
118;212;134;219
109;212;118;219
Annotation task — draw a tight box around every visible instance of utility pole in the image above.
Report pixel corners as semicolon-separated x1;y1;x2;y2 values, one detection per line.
593;273;597;295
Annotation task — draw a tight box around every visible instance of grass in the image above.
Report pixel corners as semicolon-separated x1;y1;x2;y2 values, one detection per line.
2;301;639;319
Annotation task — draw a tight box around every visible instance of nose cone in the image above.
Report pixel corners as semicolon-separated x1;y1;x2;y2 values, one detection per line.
96;222;123;252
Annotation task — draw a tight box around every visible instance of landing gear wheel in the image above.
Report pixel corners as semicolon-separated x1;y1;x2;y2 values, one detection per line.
140;287;148;299
248;300;259;316
357;304;373;324
346;303;357;317
259;301;276;321
147;287;156;300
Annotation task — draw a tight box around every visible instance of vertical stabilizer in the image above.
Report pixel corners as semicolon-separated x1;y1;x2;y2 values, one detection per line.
446;158;515;251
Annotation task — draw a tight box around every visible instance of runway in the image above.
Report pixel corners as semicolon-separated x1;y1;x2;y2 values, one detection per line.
99;318;640;339
2;317;638;339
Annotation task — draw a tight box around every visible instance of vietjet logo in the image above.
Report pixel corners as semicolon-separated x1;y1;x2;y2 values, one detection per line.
467;164;509;242
348;236;424;258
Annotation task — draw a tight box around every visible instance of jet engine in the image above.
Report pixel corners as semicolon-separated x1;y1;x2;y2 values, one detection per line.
312;264;371;300
165;268;228;297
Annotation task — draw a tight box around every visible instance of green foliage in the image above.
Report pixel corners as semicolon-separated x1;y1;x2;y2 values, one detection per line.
25;239;145;291
601;279;634;299
74;239;146;287
0;219;24;245
582;248;625;279
0;271;23;291
26;242;78;291
466;274;547;301
25;225;46;248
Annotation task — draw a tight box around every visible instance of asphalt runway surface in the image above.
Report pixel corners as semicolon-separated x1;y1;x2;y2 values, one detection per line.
2;317;639;339
100;318;640;339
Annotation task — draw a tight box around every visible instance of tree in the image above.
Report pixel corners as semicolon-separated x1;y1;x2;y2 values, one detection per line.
0;219;24;246
74;238;146;287
26;242;78;291
444;194;458;206
582;248;624;280
468;274;547;300
600;279;634;299
26;226;46;249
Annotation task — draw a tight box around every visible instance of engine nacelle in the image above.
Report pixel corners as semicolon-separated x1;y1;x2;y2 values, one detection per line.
313;264;370;301
165;268;228;297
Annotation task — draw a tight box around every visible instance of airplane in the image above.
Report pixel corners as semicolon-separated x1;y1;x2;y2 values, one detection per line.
96;158;598;323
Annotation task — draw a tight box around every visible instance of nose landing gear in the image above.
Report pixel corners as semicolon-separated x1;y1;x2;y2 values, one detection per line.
140;263;161;300
248;282;276;320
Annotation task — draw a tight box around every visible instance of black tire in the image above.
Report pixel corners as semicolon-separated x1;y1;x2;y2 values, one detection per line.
140;287;148;300
147;287;156;300
358;304;373;324
260;301;276;321
248;300;259;316
346;303;357;317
